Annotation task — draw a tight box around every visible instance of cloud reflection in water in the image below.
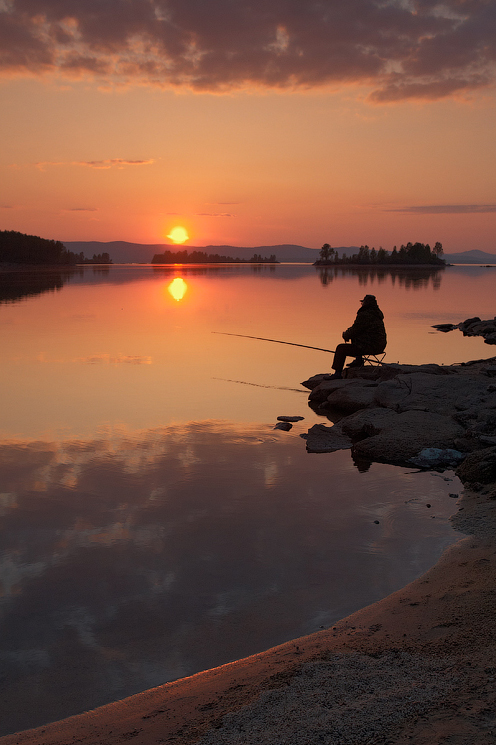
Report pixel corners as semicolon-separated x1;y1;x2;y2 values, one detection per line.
0;421;460;735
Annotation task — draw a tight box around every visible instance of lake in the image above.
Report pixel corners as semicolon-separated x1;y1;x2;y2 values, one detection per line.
0;262;493;735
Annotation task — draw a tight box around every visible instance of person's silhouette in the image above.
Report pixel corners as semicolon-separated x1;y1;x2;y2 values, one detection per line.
327;295;386;379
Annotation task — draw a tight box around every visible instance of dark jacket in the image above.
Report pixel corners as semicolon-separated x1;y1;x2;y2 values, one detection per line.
343;302;387;354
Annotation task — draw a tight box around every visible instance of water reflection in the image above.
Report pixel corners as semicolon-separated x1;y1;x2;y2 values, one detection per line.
167;277;188;301
316;265;443;290
0;268;81;304
0;421;460;735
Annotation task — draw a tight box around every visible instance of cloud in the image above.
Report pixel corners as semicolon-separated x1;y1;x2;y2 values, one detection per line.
35;158;154;170
386;204;496;214
1;1;495;101
0;204;14;208
64;207;98;212
77;354;152;364
195;212;236;218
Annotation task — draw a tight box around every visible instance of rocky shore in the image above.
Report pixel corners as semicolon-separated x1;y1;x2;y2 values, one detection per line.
302;357;496;468
2;358;496;745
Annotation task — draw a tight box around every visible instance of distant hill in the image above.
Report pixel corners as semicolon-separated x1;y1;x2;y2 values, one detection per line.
444;249;496;264
63;241;359;264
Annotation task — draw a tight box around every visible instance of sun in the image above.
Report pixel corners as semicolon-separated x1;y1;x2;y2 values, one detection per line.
167;226;189;244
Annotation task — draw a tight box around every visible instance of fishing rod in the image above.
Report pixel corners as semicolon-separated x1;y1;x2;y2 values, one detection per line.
212;331;335;354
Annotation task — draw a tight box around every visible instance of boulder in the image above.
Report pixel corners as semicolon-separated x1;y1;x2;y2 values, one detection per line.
339;407;398;440
300;374;329;391
431;324;458;332
459;317;481;333
301;424;352;453
274;421;292;431
409;448;465;469
351;410;465;465
325;384;378;413
277;415;304;422
373;372;488;416
456;446;496;485
463;321;496;336
308;379;373;404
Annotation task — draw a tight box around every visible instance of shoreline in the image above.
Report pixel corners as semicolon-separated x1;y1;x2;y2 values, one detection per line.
3;358;496;744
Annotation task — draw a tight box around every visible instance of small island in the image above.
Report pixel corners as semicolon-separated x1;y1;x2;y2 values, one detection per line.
151;249;278;263
314;241;445;266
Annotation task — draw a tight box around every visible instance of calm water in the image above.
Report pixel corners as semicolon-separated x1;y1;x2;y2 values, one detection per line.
0;263;493;735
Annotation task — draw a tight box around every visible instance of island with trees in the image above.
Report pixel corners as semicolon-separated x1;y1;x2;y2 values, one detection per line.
151;249;278;264
314;242;445;266
0;231;112;265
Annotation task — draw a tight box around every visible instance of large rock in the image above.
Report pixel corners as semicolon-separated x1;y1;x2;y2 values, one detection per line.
456;446;496;485
308;379;374;405
300;374;330;391
302;424;352;453
459;317;481;333
339;407;398;439
325;384;378;413
373;372;489;415
351;410;465;465
303;357;496;469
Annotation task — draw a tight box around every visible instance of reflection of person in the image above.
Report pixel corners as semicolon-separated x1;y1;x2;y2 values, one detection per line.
327;295;387;379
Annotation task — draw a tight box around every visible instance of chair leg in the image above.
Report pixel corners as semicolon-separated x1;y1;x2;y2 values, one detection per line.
362;353;386;366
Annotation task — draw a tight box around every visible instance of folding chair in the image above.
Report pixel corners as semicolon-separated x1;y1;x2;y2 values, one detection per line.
362;352;387;366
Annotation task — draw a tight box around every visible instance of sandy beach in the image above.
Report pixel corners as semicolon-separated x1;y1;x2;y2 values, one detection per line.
2;483;495;745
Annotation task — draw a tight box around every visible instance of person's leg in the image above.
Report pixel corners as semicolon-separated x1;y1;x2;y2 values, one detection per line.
330;343;363;377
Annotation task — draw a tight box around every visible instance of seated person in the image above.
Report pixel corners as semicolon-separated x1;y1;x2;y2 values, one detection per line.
327;294;386;379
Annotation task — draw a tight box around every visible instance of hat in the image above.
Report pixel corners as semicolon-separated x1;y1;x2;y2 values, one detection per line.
361;294;377;303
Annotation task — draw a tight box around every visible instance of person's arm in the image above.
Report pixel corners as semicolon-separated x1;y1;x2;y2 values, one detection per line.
344;313;370;342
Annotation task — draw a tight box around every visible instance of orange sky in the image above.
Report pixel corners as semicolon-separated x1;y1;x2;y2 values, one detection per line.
1;0;496;252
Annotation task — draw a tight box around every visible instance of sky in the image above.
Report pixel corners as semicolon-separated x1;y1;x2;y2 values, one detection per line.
1;0;496;252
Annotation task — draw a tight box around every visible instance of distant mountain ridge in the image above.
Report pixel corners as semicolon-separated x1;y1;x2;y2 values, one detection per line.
443;249;496;263
63;241;359;264
63;241;496;264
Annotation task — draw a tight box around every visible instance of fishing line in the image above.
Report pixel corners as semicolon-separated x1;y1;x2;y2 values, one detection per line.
212;331;334;354
213;377;307;393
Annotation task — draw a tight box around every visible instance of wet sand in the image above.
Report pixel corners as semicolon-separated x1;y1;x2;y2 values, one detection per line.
2;481;495;745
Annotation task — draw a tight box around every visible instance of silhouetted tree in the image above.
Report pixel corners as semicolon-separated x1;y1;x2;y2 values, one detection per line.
319;243;331;261
0;230;79;265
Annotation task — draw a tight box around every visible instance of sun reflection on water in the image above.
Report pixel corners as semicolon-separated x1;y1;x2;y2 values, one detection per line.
167;277;188;301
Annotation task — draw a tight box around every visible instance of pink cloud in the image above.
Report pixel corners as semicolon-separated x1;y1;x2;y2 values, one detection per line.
35;158;154;170
0;1;495;101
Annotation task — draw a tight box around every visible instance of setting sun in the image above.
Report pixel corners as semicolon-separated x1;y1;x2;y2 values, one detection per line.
167;226;189;244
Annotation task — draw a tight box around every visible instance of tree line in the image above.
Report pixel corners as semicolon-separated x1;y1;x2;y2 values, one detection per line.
0;231;112;264
315;242;445;266
151;249;278;263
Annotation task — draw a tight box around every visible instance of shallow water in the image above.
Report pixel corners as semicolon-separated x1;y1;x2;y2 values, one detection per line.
0;263;490;734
